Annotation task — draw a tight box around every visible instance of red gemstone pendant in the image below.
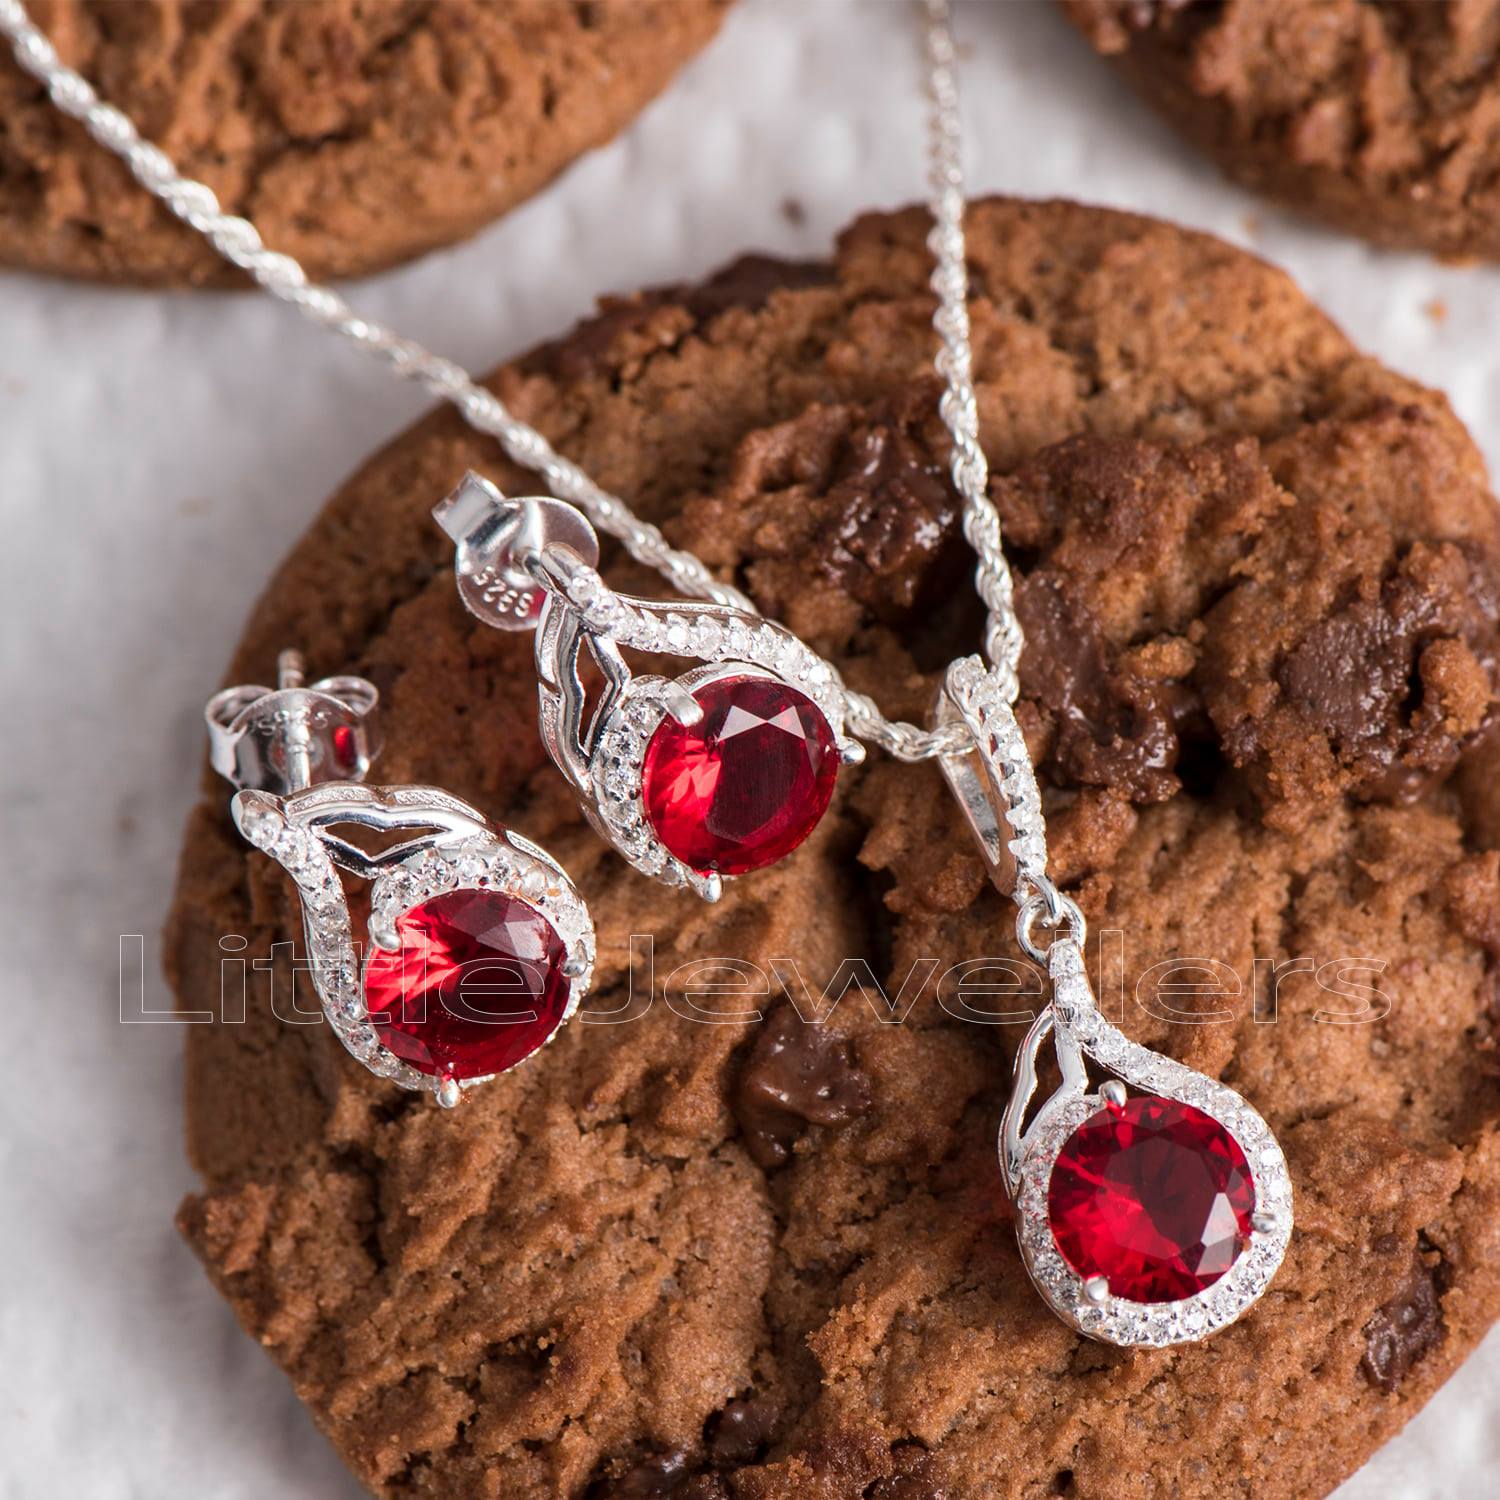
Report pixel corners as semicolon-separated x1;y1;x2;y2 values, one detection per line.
363;888;571;1080
1047;1093;1255;1303
641;674;839;876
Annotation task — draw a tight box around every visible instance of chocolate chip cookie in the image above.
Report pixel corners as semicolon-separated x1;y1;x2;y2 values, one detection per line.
1059;0;1500;261
168;198;1500;1498
0;0;729;286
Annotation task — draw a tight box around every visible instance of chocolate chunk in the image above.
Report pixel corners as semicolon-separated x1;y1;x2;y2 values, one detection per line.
678;382;966;634
675;1481;731;1500
597;1397;776;1498
1017;574;1195;802
1205;527;1500;824
593;1454;731;1500
1353;761;1446;806
708;1394;778;1466
1278;581;1437;762
1361;1251;1448;1393
1276;548;1499;791
599;1451;690;1498
815;391;963;619
733;1007;873;1169
869;1447;951;1500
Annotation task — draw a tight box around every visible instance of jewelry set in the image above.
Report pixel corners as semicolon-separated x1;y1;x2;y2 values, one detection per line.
3;0;1292;1347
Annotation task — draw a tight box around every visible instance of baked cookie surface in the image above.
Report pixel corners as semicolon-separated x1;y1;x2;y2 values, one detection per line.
168;199;1500;1498
1060;0;1500;262
0;0;729;286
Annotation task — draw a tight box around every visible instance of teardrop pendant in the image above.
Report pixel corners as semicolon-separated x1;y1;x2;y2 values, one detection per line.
1006;942;1292;1346
937;657;1292;1346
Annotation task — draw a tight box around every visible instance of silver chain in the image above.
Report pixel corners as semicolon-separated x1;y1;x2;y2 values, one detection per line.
925;0;1066;953
0;0;1020;758
922;0;1024;700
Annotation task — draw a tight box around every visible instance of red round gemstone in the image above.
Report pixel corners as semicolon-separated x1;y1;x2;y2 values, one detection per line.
331;724;358;772
1047;1094;1255;1303
363;889;570;1080
641;674;838;876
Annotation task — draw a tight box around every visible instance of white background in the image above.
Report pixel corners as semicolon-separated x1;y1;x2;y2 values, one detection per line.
2;1;1497;1495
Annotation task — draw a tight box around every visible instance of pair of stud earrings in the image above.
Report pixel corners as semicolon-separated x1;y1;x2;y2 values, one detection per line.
206;474;855;1105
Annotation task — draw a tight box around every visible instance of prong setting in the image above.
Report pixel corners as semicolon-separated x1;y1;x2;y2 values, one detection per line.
369;916;401;953
661;682;704;727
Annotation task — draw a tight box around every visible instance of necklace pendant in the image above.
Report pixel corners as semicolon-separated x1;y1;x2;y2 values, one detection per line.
1008;943;1292;1346
937;658;1292;1345
436;473;862;900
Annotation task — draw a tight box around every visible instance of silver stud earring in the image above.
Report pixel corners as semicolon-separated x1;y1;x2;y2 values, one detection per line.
205;649;595;1107
434;473;863;903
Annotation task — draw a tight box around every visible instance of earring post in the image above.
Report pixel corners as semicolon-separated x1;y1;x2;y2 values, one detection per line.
204;649;381;795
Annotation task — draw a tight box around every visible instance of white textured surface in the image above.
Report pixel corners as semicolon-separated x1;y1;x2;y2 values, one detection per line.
1;0;1497;1495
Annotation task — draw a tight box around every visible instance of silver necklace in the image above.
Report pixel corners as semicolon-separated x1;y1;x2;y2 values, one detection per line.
3;0;1291;1348
1;0;983;766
